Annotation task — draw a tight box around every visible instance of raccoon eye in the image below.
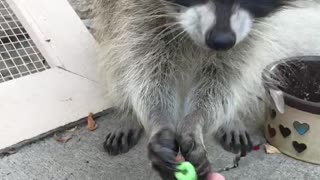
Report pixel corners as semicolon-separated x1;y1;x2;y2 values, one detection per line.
173;0;208;7
238;0;288;17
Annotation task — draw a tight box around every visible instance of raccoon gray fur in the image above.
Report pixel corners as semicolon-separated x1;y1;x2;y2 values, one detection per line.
91;0;320;179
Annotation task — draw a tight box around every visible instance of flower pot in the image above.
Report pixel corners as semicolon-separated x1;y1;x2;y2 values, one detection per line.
263;56;320;164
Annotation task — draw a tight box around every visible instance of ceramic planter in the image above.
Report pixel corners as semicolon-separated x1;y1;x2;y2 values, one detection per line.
263;56;320;164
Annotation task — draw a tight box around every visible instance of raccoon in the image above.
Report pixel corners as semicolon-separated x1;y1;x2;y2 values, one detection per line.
91;0;320;179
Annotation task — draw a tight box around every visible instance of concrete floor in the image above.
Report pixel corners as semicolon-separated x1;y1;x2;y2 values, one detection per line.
1;111;320;180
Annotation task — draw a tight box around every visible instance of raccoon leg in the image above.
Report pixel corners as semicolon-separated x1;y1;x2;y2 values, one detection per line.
103;87;178;180
176;111;211;180
103;109;144;155
147;110;178;180
177;64;253;179
175;65;219;179
213;75;254;155
118;67;179;179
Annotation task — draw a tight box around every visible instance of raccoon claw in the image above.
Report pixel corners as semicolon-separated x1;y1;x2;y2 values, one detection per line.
148;129;178;180
177;133;211;180
103;127;143;155
216;128;253;155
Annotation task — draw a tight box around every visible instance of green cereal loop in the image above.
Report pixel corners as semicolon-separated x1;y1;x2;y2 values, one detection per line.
175;161;197;180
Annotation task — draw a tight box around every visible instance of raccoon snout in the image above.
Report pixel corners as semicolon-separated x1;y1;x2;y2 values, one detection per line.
205;31;236;51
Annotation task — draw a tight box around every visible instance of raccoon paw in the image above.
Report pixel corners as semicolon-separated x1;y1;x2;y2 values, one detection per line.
177;132;211;180
216;122;253;155
148;128;178;180
103;127;143;155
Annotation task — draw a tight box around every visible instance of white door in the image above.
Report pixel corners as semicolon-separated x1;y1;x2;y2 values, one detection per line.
0;0;110;151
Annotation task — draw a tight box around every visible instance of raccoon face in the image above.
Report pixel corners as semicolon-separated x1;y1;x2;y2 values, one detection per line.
163;0;289;50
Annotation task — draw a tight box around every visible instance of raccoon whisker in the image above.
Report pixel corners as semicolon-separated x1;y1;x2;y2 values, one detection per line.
250;29;274;44
250;29;287;53
180;33;189;42
254;21;278;30
153;23;181;39
150;22;181;33
161;1;187;10
153;22;181;36
165;29;187;45
134;5;180;15
129;14;179;22
155;26;182;41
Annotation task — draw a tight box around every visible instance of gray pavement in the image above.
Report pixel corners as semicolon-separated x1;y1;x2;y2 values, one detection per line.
1;110;320;180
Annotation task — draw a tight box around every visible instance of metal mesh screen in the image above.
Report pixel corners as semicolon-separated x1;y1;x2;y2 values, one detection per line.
0;0;50;83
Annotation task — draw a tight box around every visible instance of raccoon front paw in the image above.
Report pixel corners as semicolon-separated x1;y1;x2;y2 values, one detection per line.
216;123;253;155
148;128;178;180
103;127;143;155
177;132;211;180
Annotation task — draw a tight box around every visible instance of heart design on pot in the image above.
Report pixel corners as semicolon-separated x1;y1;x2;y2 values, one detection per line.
270;109;277;119
293;121;309;135
268;124;276;138
292;141;307;153
279;124;291;138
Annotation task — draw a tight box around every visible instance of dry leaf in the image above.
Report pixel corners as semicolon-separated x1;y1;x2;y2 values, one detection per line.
87;112;98;131
265;144;281;154
4;149;17;155
54;134;73;143
66;126;78;132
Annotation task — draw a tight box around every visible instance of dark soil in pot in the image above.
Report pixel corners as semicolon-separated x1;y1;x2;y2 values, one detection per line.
273;60;320;103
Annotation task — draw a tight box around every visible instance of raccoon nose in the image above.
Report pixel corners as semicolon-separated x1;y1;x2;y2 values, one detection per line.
205;32;236;50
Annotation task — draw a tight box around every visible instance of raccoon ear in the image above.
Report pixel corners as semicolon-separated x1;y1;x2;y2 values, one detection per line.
239;0;293;18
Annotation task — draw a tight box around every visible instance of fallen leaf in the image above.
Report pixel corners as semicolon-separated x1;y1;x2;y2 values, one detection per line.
87;112;98;131
3;149;17;155
265;143;281;154
66;126;78;132
7;149;17;154
54;134;73;143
